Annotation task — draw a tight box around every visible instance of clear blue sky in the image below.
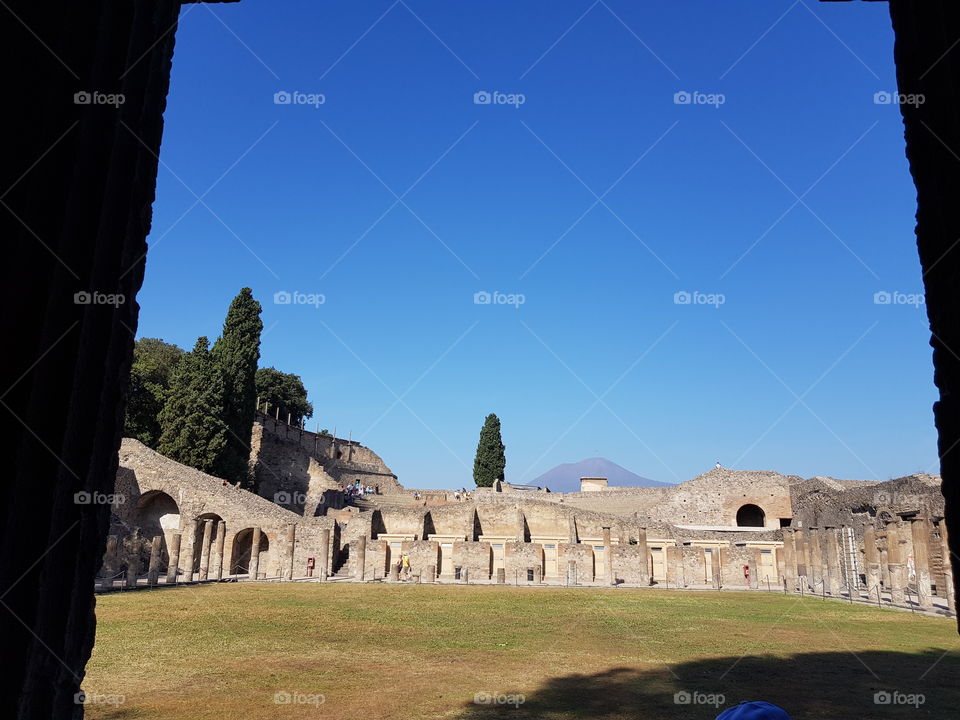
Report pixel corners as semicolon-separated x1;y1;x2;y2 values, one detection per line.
136;0;937;489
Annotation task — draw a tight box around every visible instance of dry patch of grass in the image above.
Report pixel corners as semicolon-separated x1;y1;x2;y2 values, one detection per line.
83;584;960;720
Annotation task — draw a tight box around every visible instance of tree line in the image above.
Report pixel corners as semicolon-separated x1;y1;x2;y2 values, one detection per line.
124;287;312;488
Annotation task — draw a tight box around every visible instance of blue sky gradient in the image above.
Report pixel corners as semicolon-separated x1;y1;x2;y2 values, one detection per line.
135;1;936;488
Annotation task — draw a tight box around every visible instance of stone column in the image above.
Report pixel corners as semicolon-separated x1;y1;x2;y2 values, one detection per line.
283;523;296;581
637;527;650;585
824;526;842;596
105;535;118;569
212;521;226;581
319;528;331;580
665;546;679;586
180;519;197;582
782;529;797;590
909;518;933;608
939;520;956;613
885;521;906;605
795;529;808;588
354;535;366;581
125;545;139;588
567;515;578;544
863;525;881;593
602;527;614;586
198;519;213;581
147;536;162;586
249;527;262;580
808;528;823;590
516;509;526;542
880;548;891;590
166;533;181;584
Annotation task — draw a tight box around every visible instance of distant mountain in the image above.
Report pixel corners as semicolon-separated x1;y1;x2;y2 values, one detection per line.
531;458;673;493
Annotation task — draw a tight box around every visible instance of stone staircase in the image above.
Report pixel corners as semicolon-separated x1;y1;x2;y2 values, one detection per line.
347;494;421;511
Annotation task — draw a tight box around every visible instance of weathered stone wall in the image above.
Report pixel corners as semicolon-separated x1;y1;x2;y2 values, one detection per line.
504;541;543;581
559;543;595;583
453;541;492;580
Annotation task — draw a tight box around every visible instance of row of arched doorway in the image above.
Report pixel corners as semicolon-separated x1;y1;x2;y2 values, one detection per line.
131;490;270;577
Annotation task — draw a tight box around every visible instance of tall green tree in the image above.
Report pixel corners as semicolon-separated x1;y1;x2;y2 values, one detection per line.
211;287;263;484
124;338;184;447
157;337;227;474
255;367;313;425
473;413;506;487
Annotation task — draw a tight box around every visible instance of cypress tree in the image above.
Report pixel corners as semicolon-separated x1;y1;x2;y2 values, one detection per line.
157;337;227;475
473;413;506;487
211;287;263;485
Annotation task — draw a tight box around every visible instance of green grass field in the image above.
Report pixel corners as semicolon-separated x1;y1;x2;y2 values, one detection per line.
83;583;959;719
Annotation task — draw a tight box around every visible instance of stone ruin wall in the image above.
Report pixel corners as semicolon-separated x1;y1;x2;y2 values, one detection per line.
250;419;403;517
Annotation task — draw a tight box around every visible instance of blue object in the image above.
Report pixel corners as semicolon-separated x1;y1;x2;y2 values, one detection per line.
716;701;791;720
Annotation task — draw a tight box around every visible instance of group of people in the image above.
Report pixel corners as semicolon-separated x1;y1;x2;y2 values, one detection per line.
343;481;377;498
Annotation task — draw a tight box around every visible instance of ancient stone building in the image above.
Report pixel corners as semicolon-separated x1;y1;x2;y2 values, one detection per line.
100;418;953;610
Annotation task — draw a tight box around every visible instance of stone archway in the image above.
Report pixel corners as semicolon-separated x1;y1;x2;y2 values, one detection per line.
132;490;181;565
231;528;271;578
190;513;225;578
736;504;766;528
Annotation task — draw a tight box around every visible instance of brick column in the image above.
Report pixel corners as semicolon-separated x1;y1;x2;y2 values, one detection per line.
909;518;933;609
602;527;614;586
808;528;823;590
180;519;197;582
636;527;649;585
147;536;162;587
125;545;139;588
863;525;881;593
166;533;181;584
782;529;797;590
795;529;809;588
824;526;842;596
886;521;906;605
568;515;578;544
198;519;213;581
249;528;262;581
283;523;296;581
354;535;366;581
212;521;226;581
319;528;331;580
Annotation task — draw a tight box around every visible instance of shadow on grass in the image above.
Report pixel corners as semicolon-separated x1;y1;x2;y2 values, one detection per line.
456;650;960;719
